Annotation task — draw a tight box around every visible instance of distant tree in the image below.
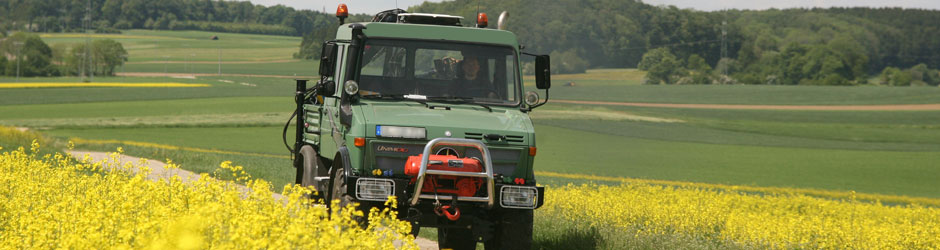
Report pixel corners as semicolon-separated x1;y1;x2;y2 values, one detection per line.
638;47;680;84
0;56;7;76
551;49;589;74
686;54;711;72
65;39;128;76
683;54;714;84
879;67;912;86
714;58;739;76
909;64;929;82
91;39;128;76
2;32;57;77
927;68;940;86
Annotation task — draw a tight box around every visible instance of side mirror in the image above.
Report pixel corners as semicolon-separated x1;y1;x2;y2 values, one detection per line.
319;80;336;97
535;55;551;89
318;42;337;77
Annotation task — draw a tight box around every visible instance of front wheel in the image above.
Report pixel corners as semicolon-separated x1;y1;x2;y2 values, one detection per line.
484;209;533;250
327;164;369;226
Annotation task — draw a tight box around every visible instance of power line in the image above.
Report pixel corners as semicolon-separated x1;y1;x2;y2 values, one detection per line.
623;39;723;51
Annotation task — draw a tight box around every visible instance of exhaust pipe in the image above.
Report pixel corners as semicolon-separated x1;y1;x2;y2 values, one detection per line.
498;11;509;30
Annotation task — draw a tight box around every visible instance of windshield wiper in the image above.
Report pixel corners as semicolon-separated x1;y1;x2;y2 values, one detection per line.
361;94;428;108
426;96;492;112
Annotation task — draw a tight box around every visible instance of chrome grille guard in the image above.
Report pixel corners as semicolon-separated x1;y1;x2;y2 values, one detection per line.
409;138;495;208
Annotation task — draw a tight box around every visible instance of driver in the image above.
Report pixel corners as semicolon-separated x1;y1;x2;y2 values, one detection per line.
455;55;498;99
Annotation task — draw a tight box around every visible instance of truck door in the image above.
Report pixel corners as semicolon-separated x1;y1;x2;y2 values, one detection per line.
317;44;347;159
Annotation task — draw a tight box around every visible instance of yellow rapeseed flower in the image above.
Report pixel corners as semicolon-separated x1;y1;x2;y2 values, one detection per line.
541;183;940;249
0;144;417;249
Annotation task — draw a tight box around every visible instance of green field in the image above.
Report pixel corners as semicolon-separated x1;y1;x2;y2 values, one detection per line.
534;81;940;105
2;76;939;201
37;30;318;77
4;30;940;201
40;30;301;62
0;77;294;105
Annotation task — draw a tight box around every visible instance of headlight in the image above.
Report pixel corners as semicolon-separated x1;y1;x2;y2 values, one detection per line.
356;178;395;201
376;125;426;139
500;185;537;209
344;80;359;95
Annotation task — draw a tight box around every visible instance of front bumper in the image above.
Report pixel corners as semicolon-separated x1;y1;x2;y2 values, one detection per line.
346;175;545;210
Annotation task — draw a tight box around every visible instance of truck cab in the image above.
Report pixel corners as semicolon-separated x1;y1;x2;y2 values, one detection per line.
289;6;551;250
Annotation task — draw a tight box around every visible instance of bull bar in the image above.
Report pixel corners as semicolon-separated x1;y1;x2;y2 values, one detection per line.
409;138;496;208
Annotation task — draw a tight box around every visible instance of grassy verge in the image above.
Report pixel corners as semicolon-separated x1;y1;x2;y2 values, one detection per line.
531;124;940;198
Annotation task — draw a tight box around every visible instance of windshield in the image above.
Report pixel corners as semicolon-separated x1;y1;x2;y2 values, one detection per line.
357;39;520;105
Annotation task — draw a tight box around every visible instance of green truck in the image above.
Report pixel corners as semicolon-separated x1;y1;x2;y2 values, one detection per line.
286;6;551;249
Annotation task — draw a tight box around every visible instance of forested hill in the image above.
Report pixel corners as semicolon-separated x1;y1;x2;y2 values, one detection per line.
0;0;368;36
412;0;940;85
4;0;939;85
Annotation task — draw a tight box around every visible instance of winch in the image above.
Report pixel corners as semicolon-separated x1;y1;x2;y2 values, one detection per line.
404;154;484;197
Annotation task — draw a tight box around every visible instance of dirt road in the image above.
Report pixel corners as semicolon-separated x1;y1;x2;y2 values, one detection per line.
553;99;940;111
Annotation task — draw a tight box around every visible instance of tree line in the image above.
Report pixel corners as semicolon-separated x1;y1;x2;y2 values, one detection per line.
0;0;340;36
0;32;127;77
411;0;940;86
3;0;940;85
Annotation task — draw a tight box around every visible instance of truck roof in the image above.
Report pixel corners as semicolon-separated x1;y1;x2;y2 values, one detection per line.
336;22;519;48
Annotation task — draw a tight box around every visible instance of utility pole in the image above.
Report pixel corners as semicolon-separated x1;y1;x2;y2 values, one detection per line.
82;0;92;82
720;10;728;77
14;41;23;82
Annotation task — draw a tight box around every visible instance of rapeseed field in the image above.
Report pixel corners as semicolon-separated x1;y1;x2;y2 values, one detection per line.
0;141;416;249
541;183;940;249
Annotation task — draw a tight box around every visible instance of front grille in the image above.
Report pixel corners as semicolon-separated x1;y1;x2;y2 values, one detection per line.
505;135;524;143
465;132;525;143
465;132;484;140
370;141;523;177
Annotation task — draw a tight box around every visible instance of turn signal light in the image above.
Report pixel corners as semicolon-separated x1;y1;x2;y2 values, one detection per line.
336;4;349;18
477;13;488;28
354;137;365;147
529;147;537;156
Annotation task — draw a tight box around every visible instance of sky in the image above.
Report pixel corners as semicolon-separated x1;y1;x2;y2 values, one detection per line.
248;0;940;14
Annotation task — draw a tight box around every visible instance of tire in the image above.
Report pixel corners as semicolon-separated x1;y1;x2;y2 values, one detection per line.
484;209;533;250
438;227;478;250
298;146;324;200
328;163;368;226
328;165;354;210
